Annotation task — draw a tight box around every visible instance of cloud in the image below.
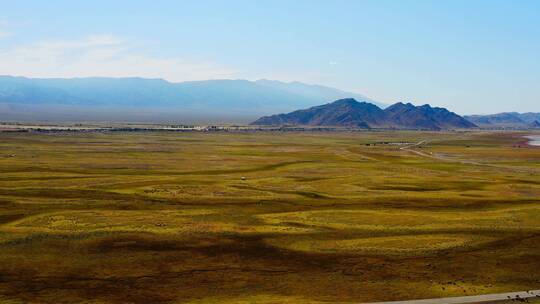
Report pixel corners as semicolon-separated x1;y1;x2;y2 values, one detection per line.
0;30;11;38
0;34;238;81
0;20;12;38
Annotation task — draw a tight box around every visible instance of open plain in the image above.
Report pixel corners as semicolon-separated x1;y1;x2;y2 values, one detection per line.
0;130;539;303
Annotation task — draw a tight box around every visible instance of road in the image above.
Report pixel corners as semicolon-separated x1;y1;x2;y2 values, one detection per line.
363;289;540;304
399;140;482;165
399;139;539;174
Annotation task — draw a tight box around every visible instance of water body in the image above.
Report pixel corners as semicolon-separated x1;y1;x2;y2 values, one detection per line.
526;135;540;146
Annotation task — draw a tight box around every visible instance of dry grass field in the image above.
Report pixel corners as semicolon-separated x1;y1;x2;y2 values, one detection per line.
0;130;539;303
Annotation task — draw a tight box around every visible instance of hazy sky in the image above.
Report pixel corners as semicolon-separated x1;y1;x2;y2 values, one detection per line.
1;0;539;114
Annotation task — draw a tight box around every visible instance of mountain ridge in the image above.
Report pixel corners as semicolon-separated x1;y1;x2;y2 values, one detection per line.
0;75;384;108
464;112;540;128
252;98;477;130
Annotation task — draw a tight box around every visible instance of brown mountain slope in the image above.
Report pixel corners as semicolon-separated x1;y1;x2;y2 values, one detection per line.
252;99;477;130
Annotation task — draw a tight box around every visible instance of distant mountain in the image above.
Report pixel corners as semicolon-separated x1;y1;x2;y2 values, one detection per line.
252;98;476;130
251;99;385;128
464;112;540;128
0;76;381;122
386;102;477;130
529;120;540;129
519;113;540;124
255;79;382;107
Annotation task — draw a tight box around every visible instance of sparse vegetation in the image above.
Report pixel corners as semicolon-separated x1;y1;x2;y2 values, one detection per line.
0;130;539;303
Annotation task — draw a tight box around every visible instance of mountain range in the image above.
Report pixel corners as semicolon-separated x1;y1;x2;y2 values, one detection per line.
464;112;540;129
252;98;477;130
0;75;537;127
0;76;381;122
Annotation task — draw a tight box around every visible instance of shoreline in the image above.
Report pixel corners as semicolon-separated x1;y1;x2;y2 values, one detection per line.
513;134;540;148
524;135;540;148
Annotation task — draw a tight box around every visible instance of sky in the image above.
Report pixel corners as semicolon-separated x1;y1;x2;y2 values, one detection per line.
0;0;539;114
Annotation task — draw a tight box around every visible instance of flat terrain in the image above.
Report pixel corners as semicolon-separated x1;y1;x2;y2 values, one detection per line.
0;130;539;303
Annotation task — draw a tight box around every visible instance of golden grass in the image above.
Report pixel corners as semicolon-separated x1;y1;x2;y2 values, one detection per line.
265;234;496;255
0;130;538;303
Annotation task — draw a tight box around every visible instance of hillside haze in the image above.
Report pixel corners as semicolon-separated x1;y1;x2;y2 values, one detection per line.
465;112;540;128
0;76;382;122
252;98;477;130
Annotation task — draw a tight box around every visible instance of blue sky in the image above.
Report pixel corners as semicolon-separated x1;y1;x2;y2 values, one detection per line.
0;0;539;114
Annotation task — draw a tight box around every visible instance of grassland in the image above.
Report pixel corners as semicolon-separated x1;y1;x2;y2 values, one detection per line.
0;130;538;303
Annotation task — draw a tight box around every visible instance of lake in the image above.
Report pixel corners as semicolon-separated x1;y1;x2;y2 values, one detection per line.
526;135;540;146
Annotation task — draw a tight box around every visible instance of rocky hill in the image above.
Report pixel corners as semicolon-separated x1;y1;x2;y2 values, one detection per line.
252;98;477;130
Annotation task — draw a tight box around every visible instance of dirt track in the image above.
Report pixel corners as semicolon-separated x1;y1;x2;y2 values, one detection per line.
364;289;540;304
